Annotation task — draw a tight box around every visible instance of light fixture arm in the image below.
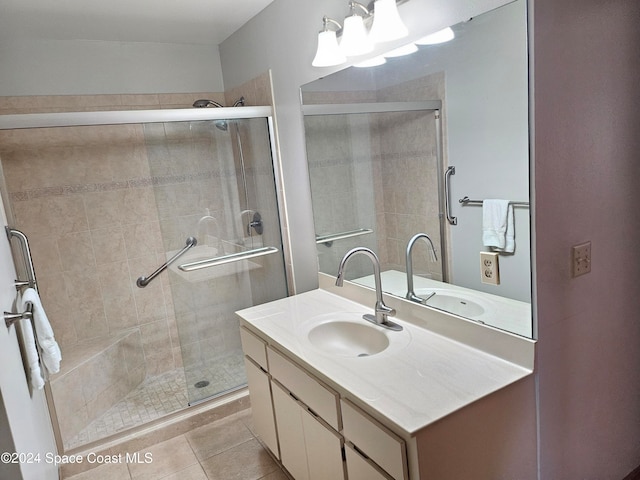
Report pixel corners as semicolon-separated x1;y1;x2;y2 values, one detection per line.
349;1;370;16
321;16;343;32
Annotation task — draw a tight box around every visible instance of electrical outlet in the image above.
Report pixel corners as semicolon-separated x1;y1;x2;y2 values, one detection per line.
480;252;500;285
572;241;591;277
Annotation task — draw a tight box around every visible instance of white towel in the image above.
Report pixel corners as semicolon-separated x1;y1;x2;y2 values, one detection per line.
482;199;515;253
16;291;45;390
20;288;62;375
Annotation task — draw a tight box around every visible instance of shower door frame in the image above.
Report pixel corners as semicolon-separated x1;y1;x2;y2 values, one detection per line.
0;105;290;454
301;100;448;282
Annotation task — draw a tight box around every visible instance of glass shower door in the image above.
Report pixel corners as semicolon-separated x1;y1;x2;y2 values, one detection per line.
143;116;288;405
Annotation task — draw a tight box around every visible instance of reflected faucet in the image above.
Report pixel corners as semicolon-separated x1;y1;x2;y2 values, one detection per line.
335;247;402;331
406;233;438;304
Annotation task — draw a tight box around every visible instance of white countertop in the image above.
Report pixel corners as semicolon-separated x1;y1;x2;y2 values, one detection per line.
237;287;534;437
355;270;533;338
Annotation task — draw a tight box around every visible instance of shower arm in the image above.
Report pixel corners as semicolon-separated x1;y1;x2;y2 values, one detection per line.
136;237;197;288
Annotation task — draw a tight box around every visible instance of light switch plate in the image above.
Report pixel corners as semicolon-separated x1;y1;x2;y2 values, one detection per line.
572;241;591;277
480;252;500;285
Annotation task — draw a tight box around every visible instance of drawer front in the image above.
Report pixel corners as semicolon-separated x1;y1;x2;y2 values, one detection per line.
240;327;268;370
267;346;340;430
345;443;392;480
340;399;408;480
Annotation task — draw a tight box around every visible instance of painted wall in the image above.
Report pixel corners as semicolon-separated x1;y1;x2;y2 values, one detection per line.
0;39;224;96
533;0;640;477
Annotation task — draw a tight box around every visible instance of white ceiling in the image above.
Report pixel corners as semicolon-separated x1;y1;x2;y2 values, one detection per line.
0;0;275;45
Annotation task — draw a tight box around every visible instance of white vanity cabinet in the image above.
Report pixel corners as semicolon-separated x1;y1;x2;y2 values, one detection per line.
241;326;409;480
239;328;279;457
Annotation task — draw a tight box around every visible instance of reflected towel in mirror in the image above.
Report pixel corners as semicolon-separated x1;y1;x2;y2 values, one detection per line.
482;199;515;253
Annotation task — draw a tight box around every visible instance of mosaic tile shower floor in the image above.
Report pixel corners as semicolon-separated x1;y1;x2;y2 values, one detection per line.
65;351;247;451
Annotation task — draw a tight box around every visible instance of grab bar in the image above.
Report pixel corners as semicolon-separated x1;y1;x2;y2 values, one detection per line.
137;237;197;288
179;246;279;272
6;227;38;291
315;228;373;246
444;166;457;225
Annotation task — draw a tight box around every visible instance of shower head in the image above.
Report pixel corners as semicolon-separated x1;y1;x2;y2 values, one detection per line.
232;96;246;107
192;99;224;108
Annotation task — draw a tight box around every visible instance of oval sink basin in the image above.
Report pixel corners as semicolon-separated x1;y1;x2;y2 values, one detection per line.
307;321;389;358
422;292;485;317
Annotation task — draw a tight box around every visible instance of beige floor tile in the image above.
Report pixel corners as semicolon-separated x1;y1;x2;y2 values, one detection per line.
259;469;291;480
128;435;198;480
185;414;254;461
200;438;280;480
65;462;131;480
158;463;207;480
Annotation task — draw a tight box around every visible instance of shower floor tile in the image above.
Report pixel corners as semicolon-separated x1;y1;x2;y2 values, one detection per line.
65;351;246;451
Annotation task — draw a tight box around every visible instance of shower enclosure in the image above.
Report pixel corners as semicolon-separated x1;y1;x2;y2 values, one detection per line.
0;104;288;451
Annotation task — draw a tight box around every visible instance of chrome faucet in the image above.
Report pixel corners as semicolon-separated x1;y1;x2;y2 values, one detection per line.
405;233;438;304
335;247;402;331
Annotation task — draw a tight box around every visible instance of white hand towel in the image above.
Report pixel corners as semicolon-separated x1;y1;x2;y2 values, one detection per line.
21;288;62;374
482;199;515;253
17;292;45;390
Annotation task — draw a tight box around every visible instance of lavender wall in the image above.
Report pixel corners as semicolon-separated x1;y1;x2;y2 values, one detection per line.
534;0;640;476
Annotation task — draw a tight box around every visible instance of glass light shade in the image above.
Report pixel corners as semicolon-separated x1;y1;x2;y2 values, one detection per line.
312;30;346;67
415;27;455;45
369;0;409;43
354;56;387;68
340;15;373;56
383;43;418;58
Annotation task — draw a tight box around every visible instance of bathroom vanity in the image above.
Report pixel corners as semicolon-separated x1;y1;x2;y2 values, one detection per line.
237;274;536;479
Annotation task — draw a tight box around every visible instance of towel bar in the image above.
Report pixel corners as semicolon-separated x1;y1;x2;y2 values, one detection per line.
459;196;530;207
315;228;373;246
179;246;279;272
5;302;33;328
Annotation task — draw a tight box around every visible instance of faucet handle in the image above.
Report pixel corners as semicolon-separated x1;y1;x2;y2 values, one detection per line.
377;302;396;317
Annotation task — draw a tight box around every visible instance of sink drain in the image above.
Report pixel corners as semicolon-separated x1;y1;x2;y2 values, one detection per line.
357;353;369;357
194;380;210;388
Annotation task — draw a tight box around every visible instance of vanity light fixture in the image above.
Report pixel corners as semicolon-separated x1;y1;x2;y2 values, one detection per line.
383;42;418;57
415;26;455;45
369;0;409;43
340;2;374;56
312;16;347;67
354;55;387;68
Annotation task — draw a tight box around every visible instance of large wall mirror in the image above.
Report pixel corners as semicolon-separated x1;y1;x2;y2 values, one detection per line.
301;0;532;338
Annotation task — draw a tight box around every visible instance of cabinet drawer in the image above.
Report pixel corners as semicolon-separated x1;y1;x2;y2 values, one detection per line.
267;346;340;430
240;327;268;370
341;399;408;480
345;443;392;480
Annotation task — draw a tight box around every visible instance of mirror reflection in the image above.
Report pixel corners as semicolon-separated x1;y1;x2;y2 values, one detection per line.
301;0;532;338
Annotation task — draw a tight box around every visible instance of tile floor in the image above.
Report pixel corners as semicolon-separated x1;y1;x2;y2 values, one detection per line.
64;409;289;480
66;351;247;450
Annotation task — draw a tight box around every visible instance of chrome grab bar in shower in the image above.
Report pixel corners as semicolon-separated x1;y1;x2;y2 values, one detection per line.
178;246;279;272
137;237;197;288
444;166;457;226
315;228;374;246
